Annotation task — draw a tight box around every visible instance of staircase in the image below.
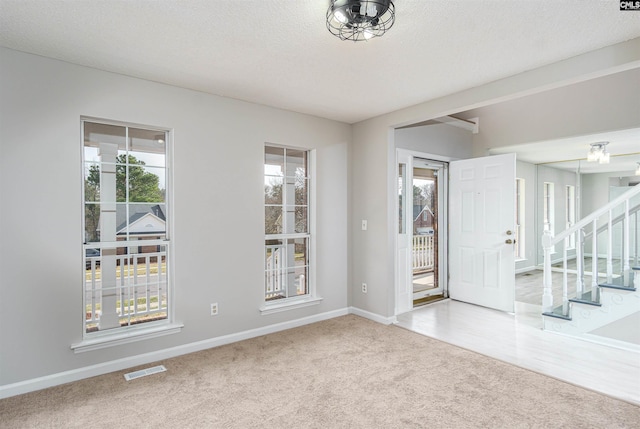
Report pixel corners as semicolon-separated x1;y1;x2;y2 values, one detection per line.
541;183;640;349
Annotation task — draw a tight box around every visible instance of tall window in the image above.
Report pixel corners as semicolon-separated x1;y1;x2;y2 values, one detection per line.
543;182;555;252
82;119;170;335
264;145;310;302
515;178;525;260
566;185;576;249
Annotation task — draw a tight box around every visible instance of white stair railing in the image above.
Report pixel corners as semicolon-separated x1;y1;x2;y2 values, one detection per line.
542;183;640;315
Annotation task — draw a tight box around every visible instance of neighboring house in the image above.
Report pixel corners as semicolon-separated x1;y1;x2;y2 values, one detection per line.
413;204;434;235
115;204;166;257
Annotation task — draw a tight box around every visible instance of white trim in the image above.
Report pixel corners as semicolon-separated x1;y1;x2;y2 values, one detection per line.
349;306;397;325
71;323;184;353
515;265;538;274
1;307;350;399
259;296;323;315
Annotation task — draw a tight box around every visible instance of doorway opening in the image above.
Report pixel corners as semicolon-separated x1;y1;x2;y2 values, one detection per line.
396;150;448;314
412;165;440;306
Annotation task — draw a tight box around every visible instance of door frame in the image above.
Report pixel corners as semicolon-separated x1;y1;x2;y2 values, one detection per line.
395;149;454;316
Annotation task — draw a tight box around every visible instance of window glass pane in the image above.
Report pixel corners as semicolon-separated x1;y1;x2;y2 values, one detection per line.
117;203;167;240
294;206;308;233
85;203;101;243
265;177;283;204
265;146;284;176
398;164;406;234
84;162;101;202
84;122;126;153
286;149;306;178
292;237;308;267
265;206;283;234
127;166;166;203
128;128;166;166
295;177;308;205
294;266;308;296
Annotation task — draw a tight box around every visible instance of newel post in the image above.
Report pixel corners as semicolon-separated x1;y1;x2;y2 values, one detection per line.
542;230;554;313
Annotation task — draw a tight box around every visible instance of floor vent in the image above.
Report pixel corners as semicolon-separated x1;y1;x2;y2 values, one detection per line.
124;365;166;381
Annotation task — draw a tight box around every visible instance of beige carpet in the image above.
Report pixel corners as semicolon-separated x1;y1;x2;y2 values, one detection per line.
1;315;638;428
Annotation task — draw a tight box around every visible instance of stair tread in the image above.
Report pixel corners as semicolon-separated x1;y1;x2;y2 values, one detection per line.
542;306;571;321
598;276;636;291
569;290;601;306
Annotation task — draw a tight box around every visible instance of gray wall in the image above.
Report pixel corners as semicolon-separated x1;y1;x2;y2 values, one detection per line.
0;47;351;386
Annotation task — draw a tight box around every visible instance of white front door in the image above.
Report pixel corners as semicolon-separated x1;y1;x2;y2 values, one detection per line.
449;153;516;312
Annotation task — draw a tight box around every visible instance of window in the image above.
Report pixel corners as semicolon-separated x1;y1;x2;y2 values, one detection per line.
543;182;555;252
543;182;554;233
515;178;525;260
264;145;311;305
82;119;171;337
565;185;576;249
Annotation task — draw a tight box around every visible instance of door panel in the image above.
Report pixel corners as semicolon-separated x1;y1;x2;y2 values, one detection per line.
449;153;515;312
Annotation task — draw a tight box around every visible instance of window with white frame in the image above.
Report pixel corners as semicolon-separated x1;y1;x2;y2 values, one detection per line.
565;185;576;249
543;182;555;252
543;182;554;233
515;178;525;260
82;119;170;335
264;145;310;303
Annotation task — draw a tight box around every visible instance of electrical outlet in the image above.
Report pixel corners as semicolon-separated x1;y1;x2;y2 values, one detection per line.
361;283;367;293
210;302;219;316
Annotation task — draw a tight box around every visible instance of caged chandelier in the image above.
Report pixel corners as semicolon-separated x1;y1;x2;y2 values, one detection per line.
326;0;395;42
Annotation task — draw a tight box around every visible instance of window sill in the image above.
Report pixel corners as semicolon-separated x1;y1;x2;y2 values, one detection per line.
260;296;323;315
71;322;184;353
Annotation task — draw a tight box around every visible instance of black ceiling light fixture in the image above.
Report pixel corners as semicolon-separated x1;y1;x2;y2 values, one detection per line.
326;0;395;42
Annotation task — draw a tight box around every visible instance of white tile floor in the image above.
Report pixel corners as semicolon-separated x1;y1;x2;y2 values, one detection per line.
396;299;640;405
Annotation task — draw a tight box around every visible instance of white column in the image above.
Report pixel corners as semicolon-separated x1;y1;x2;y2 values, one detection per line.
99;142;120;330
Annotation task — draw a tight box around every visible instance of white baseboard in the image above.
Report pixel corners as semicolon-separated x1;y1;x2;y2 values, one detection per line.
349;306;397;325
0;307;350;399
515;266;538;274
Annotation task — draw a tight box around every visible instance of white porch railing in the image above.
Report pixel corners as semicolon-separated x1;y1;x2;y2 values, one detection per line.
413;234;435;272
542;183;640;315
84;247;168;333
265;245;285;298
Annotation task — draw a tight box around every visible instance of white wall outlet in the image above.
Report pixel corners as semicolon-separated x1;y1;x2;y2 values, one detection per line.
210;302;219;316
361;283;367;293
361;220;367;230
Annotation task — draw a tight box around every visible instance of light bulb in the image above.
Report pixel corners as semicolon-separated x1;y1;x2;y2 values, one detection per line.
635;163;640;176
334;9;347;24
599;151;610;164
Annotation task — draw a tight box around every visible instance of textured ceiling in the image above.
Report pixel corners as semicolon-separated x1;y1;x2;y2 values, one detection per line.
1;1;639;124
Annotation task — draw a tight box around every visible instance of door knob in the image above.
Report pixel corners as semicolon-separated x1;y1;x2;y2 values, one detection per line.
506;230;513;235
505;239;513;244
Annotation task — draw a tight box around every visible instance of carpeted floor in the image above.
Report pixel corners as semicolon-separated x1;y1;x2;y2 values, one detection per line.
1;315;638;428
